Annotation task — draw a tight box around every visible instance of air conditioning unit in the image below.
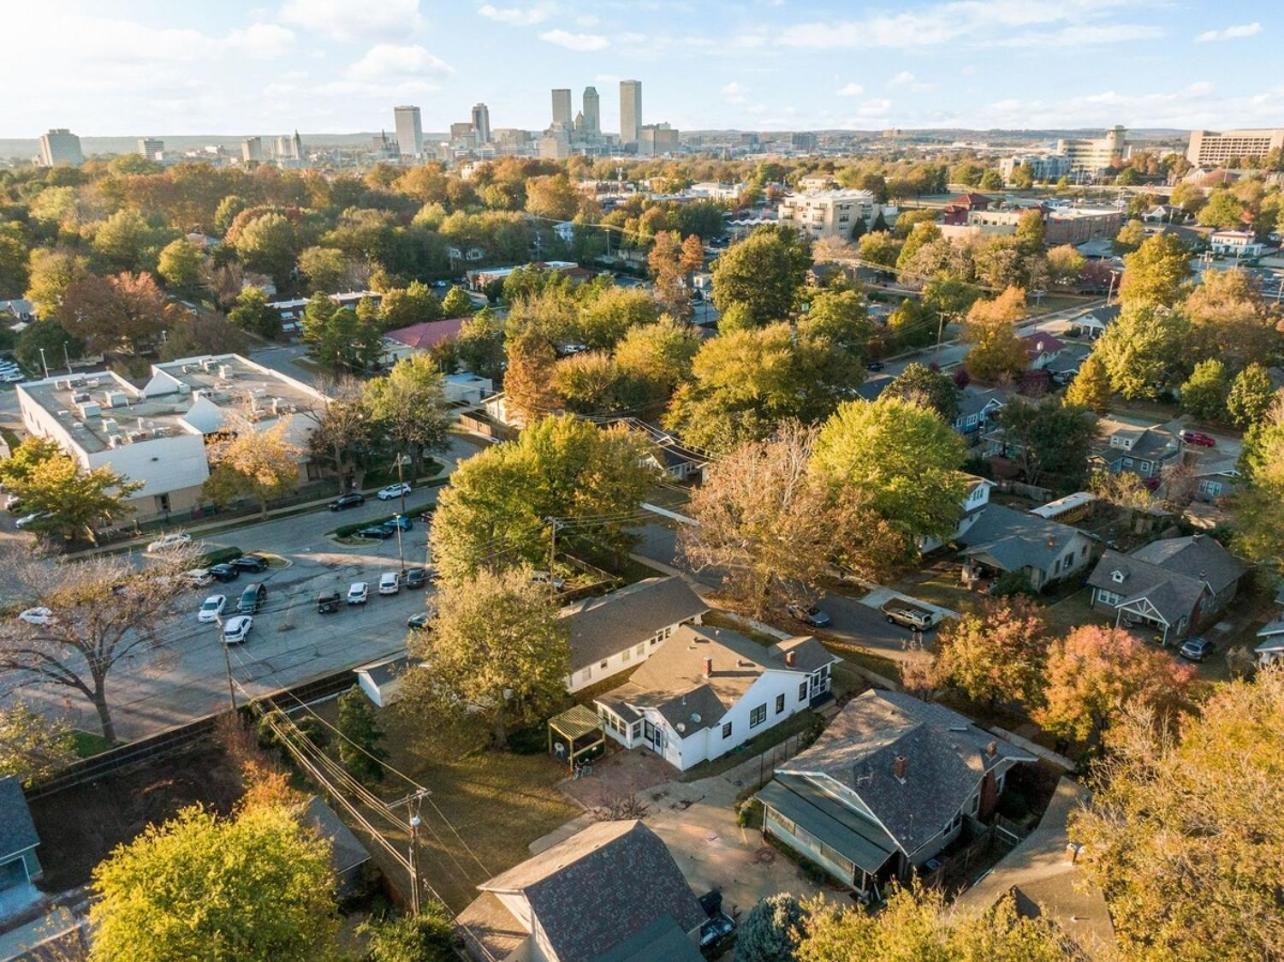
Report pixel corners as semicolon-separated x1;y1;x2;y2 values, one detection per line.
217;364;231;380
177;383;191;395
102;418;119;434
108;434;125;448
78;402;101;419
72;392;90;403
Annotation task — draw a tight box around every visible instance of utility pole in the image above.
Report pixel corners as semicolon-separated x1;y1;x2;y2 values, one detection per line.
935;311;947;359
395;456;407;574
214;615;236;712
62;341;72;374
37;347;48;379
392;789;429;915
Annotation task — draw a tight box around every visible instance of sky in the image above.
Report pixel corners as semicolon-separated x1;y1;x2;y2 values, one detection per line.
3;0;1282;137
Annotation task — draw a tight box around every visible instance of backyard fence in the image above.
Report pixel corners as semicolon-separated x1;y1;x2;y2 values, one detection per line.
722;731;812;795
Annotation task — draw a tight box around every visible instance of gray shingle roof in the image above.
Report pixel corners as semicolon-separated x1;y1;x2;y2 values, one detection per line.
478;820;704;962
956;504;1085;574
302;796;370;876
0;776;39;858
778;691;1034;857
1087;548;1206;627
957;388;1007;419
1130;534;1245;595
561;578;708;673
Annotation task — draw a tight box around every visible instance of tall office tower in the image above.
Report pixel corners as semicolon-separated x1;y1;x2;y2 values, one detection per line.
37;128;83;167
619;80;642;145
394;105;424;159
582;86;600;136
241;136;263;163
137;137;164;159
551;88;573;129
471;103;491;144
274;134;301;161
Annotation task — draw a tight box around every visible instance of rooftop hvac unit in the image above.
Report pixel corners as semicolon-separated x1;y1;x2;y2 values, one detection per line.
201;357;216;371
252;387;268;397
130;431;150;442
102;418;119;434
85;378;100;388
108;434;125;448
78;402;101;419
217;364;232;380
177;383;191;395
55;380;71;390
103;391;128;408
72;392;90;403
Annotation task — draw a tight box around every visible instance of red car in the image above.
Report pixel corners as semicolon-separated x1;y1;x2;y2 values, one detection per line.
1180;430;1216;448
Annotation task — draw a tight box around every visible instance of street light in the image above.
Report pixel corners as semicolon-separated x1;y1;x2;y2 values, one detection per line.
37;347;48;379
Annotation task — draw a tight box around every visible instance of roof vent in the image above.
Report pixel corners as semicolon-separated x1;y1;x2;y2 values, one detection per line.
985;740;998;758
785;650;797;668
892;754;908;783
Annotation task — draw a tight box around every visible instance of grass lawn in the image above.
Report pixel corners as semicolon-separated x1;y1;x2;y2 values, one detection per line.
700;609;782;646
678;709;820;782
1042;587;1111;637
71;729;112;758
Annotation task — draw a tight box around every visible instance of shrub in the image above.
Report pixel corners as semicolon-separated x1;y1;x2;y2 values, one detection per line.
198;546;243;566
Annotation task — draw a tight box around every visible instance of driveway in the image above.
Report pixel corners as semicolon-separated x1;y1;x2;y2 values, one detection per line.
815;590;938;659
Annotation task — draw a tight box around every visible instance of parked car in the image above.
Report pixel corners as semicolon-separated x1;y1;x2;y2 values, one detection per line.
197;595;227;623
403;567;427;589
230;554;269;573
787;602;832;628
328;493;366;511
147;532;192;552
208;563;240;583
882;599;937;631
1179;637;1215;662
1180;429;1216;448
383;514;413;531
237;583;267;614
377;482;411;501
182;568;213;588
407;611;432;630
866;360;886;372
530;570;567;590
379;571;401;595
358;525;394;540
347;582;369;605
698;891;736;958
14;512;50;530
316;591;342;614
18;607;53;626
222;615;253;644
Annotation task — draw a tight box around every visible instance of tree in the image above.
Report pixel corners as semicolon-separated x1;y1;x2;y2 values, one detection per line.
812;396;967;558
962;287;1028;383
1195;188;1247;229
363;355;452;479
524;173;580;220
455;308;505;380
886;363;959;421
1069;670;1284;962
978;168;1004;190
301;296;383;372
305;378;383;493
156;237;203;294
1036;625;1199;746
90;208;169;274
1179;358;1229;421
297;246;353;293
1114;218;1146;253
647;230;689;317
503;331;559;424
60;271;181;358
360;906;457;962
992;398;1098;490
14;318;83;374
711;226;810;329
24;248;90;321
856;231;901;269
682;423;899;615
1234;399;1284;571
0;702;76;786
932;597;1048;708
576;286;662;349
895;221;942;274
379;281;442;330
90;804;338;962
1119;233;1191;309
440;286;474;317
552;351;624;414
429;415;652;582
613;315;701;407
737;893;807;962
204;416;301;518
0;549;200;743
1095;304;1189;400
336;686;387;785
1045;244;1085;287
0;436;141;542
228;286;280;339
1226;363;1277;428
404;567;568;748
234;212;300;290
1182;268;1276;372
1063;353;1112;413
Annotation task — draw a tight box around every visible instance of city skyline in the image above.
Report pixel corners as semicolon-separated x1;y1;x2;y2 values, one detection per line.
4;0;1283;136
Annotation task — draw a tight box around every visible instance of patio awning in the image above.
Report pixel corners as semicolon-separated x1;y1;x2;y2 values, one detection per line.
549;704;603;741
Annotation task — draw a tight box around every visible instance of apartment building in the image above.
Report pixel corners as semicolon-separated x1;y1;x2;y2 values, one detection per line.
638;123;679;157
37;128;83;167
1056;125;1128;174
16;355;329;521
1043;207;1124;245
998;153;1069;182
1187;128;1284;167
778;188;877;240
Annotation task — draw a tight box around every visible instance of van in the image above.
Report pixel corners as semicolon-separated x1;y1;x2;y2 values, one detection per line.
238;583;268;614
881;599;936;631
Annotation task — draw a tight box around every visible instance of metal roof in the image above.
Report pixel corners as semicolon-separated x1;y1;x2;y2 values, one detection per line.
757;774;897;874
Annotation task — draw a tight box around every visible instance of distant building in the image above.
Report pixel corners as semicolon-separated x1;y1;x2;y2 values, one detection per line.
1043;207;1124;245
1187;128;1284;167
551;88;573;129
449;121;476;146
791;131;818;151
638;123;679;157
778;188;877;240
470;103;491;144
1056;125;1128;174
538;133;571;160
393;105;423;159
581;86;600;136
1210;229;1264;257
240;136;263;163
942;192;993;225
37;128;83;167
137;137;164;160
274;133;300;161
998;153;1069;182
620;79;642;146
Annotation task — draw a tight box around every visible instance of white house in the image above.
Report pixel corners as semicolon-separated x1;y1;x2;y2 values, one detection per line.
1210;230;1264;258
561;577;708;693
354;653;413;708
594;624;837;772
918;475;994;554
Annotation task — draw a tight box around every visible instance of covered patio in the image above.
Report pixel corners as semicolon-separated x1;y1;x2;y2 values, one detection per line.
547;704;606;773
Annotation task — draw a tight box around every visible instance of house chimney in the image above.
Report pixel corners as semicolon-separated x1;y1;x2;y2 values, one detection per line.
985;740;998;758
785;650;797;668
703;657;713;678
892;754;908;781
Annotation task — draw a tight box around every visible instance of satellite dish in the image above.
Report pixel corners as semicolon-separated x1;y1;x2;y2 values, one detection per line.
691;713;702;724
676;722;686;733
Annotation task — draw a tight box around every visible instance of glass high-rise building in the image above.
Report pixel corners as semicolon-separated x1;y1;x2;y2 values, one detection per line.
619;80;642;145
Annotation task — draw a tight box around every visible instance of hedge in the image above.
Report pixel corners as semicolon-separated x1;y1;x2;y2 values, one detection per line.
197;546;243;566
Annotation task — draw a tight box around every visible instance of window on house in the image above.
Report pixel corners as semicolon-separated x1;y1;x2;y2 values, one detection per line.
799;682;808;701
622;648;631;662
749;704;767;728
775;693;785;714
630;722;642;739
635;643;645;656
599;660;608;670
582;666;592;681
722;722;732;739
1112;570;1125;583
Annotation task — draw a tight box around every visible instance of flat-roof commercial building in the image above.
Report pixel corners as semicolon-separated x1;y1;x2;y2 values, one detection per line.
778;189;877;240
1056;125;1127;174
638;123;679;157
1187;128;1284;167
16;355;329;521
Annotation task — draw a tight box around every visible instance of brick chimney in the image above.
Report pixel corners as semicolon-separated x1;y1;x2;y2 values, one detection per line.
785;650;797;668
703;657;713;678
985;739;998;758
892;754;908;781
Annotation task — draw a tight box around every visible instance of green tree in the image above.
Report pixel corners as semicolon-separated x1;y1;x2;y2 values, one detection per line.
440;285;473;316
1226;363;1277;428
0;703;76;787
886;363;959;421
812;396;967;557
90;804;338;962
1014;208;1046;252
1180;358;1229;421
962;287;1029;383
1183;268;1276;372
404;567;568;747
1095;304;1189;400
1119;233;1191;309
711;226;811;329
1045;244;1086;287
25;248;90;320
297;246;351;293
91;208;169;273
379;281;442;330
503;331;559;424
932;597;1049;708
0;436;141;543
363;355;452;479
551;351;625;414
156;237;203;294
360;906;457;962
1063;353;1112;413
993;398;1099;490
978;168;1004;190
234;212;300;289
228;286;280;339
336;686;388;785
856;231;901;269
15;319;83;374
737;893;807;962
0;220;30;299
1195;188;1247;229
613;315;702;406
895;221;942;273
203;417;300;518
576;285;662;349
1070;670;1284;962
429;415;652;582
301;296;383;372
1234;400;1284;571
524;173;580;220
455;307;505;380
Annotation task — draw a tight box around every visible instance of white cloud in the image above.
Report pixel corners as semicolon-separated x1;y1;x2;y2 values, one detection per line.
225;23;296;59
836;82;864;97
477;3;556;26
996;23;1163;47
1196;22;1262;42
888;71;915;86
722;81;749;105
855;98;893;118
344;44;453;82
278;0;424;41
539;29;610;50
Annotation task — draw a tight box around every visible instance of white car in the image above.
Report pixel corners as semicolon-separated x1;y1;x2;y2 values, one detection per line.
347;581;369;605
14;512;49;530
18;607;53;626
147;532;192;553
378;571;401;595
183;568;213;588
377;482;411;501
222;614;253;644
197;595;227;623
